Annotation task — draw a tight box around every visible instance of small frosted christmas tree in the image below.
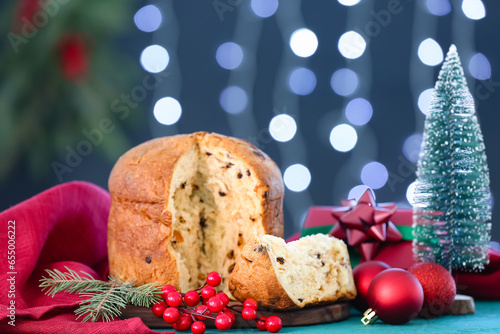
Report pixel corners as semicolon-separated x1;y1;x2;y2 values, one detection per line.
413;45;492;271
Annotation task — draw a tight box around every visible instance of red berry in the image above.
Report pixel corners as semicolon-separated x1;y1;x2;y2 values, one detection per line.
166;291;183;307
215;314;232;331
206;272;222;287
207;296;225;313
194;305;210;321
172;313;192;331
216;292;230;306
201;286;216;300
184;290;201;307
161;285;177;299
241;307;257;320
162;285;177;293
218;309;235;325
162;307;180;324
152;301;167;317
266;315;282;333
243;298;258;310
191;320;206;334
256;316;267;331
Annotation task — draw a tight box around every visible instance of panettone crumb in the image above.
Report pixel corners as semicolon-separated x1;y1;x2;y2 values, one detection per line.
258;234;356;308
168;142;266;293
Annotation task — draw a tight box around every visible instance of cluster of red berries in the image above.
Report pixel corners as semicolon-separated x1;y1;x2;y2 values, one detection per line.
151;272;282;333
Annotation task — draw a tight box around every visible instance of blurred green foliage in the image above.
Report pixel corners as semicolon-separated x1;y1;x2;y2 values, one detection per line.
0;0;139;181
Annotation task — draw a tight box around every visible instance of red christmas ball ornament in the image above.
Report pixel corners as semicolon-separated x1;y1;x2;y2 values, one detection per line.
363;268;423;325
352;261;391;312
408;262;456;318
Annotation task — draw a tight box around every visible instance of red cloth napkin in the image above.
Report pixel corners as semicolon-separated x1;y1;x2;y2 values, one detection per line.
0;181;170;333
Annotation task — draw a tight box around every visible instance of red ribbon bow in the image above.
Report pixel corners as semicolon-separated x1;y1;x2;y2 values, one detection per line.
329;189;402;260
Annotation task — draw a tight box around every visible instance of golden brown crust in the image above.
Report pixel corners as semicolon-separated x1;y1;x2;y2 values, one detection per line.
108;134;194;287
229;238;297;310
107;132;284;288
107;201;178;286
108;134;195;203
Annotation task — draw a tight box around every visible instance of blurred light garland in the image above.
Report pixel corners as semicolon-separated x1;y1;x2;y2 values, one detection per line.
272;0;314;233
331;0;380;203
146;1;182;138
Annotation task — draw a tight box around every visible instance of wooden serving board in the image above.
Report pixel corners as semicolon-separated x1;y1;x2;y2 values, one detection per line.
121;302;350;329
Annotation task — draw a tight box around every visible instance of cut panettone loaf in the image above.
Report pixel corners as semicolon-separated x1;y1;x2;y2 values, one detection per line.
228;233;356;310
107;132;284;294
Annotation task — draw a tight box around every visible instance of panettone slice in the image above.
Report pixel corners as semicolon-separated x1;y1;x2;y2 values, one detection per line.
229;233;356;310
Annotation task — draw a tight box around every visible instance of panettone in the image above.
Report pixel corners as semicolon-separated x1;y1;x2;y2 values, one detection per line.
107;132;284;293
228;234;356;310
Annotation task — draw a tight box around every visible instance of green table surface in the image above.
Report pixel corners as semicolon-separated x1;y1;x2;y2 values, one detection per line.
157;301;500;334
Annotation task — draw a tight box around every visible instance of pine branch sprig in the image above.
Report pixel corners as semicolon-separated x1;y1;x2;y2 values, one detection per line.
124;281;164;307
39;267;107;296
75;281;127;323
39;266;162;322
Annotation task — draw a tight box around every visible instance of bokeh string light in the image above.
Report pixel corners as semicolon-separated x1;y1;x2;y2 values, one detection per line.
417;88;434;115
288;67;316;96
338;31;366;60
269;114;297;143
140;45;169;73
338;0;361;7
251;0;279;18
219;86;248;115
134;4;162;33
402;134;423;163
329;124;357;152
361;162;388;190
283;164;312;192
345;98;373;126
406;181;417;205
154;97;182;125
417;38;444;66
330;68;359;97
469;53;491;80
425;0;452;16
348;185;373;201
462;0;486;20
216;42;244;70
289;28;318;58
